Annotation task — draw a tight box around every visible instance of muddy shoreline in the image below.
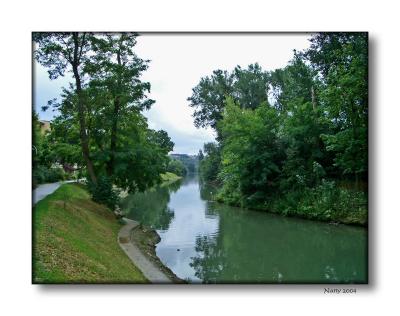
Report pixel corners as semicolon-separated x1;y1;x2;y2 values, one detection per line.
130;224;186;283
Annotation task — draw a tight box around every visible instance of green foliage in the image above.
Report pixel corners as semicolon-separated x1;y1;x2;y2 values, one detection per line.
217;97;283;207
32;112;53;168
32;112;69;187
121;183;178;231
46;115;83;166
167;158;187;177
279;101;328;190
269;54;318;111
109;127;174;193
87;176;119;209
322;128;367;177
33;184;147;283
306;33;368;181
188;63;270;138
199;142;221;183
160;172;182;183
169;153;198;174
33;165;65;186
272;180;367;225
188;69;233;131
33;33;175;202
232;63;270;110
194;33;368;225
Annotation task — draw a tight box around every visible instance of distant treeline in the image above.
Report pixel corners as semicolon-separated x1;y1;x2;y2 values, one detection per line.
167;154;199;176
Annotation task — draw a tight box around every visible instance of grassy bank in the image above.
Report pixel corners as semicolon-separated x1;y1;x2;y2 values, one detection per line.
160;172;182;184
33;183;148;283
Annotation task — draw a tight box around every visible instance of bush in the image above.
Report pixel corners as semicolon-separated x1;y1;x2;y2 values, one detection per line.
271;180;367;225
33;165;65;187
87;176;119;209
166;158;187;177
199;143;221;183
215;177;367;225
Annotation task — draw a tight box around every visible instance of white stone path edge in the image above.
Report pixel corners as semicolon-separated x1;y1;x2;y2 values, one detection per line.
118;218;172;283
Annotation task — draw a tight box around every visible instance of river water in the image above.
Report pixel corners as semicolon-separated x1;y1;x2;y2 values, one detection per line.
121;174;367;283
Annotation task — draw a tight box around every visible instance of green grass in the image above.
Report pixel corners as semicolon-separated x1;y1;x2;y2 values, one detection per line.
160;172;182;183
33;183;148;283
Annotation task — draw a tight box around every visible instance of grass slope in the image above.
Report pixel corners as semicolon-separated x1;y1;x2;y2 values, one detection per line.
33;183;148;283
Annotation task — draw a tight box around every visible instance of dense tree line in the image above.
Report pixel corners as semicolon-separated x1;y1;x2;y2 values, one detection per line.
166;157;187;177
33;33;174;207
192;33;368;225
169;154;199;174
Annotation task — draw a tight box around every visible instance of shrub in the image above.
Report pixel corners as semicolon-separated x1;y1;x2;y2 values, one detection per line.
166;158;187;177
33;165;65;186
271;179;367;224
87;176;119;209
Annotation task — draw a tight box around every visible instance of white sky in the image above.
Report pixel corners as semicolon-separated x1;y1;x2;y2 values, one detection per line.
34;33;312;154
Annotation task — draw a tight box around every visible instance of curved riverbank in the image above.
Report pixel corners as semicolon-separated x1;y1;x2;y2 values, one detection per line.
120;174;367;283
210;184;367;226
118;218;184;283
222;199;366;227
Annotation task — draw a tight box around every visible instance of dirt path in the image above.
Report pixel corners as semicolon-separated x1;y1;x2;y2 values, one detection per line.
118;218;172;283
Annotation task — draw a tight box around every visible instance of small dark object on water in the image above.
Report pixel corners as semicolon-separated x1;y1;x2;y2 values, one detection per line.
177;249;180;251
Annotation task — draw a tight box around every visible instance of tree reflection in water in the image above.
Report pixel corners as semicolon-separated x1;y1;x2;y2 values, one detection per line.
121;179;182;230
189;195;367;283
122;176;367;283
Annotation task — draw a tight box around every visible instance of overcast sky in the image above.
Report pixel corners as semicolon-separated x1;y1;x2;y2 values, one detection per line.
34;33;312;154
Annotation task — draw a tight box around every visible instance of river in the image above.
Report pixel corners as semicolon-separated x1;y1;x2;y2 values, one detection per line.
121;174;367;283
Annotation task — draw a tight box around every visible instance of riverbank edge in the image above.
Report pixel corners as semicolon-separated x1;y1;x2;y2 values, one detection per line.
202;175;367;226
117;174;186;283
211;192;367;227
118;218;185;283
220;199;367;227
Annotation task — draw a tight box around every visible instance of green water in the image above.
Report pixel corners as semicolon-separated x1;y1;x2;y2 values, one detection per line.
121;175;367;283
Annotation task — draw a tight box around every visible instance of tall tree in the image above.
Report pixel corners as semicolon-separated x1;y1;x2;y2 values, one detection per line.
34;32;97;184
199;142;221;182
305;33;368;184
232;63;270;110
218;97;283;206
269;55;328;189
87;33;155;176
269;54;318;112
188;69;234;133
188;63;270;138
35;33;174;197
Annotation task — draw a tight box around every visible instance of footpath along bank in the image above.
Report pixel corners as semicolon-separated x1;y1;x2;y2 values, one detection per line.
33;182;181;283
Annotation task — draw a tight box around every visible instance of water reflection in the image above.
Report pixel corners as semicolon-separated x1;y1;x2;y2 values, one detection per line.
121;179;182;230
190;202;367;283
122;174;367;283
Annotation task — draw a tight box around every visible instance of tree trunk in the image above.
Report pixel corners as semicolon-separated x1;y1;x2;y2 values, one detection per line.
72;33;97;185
311;85;317;111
